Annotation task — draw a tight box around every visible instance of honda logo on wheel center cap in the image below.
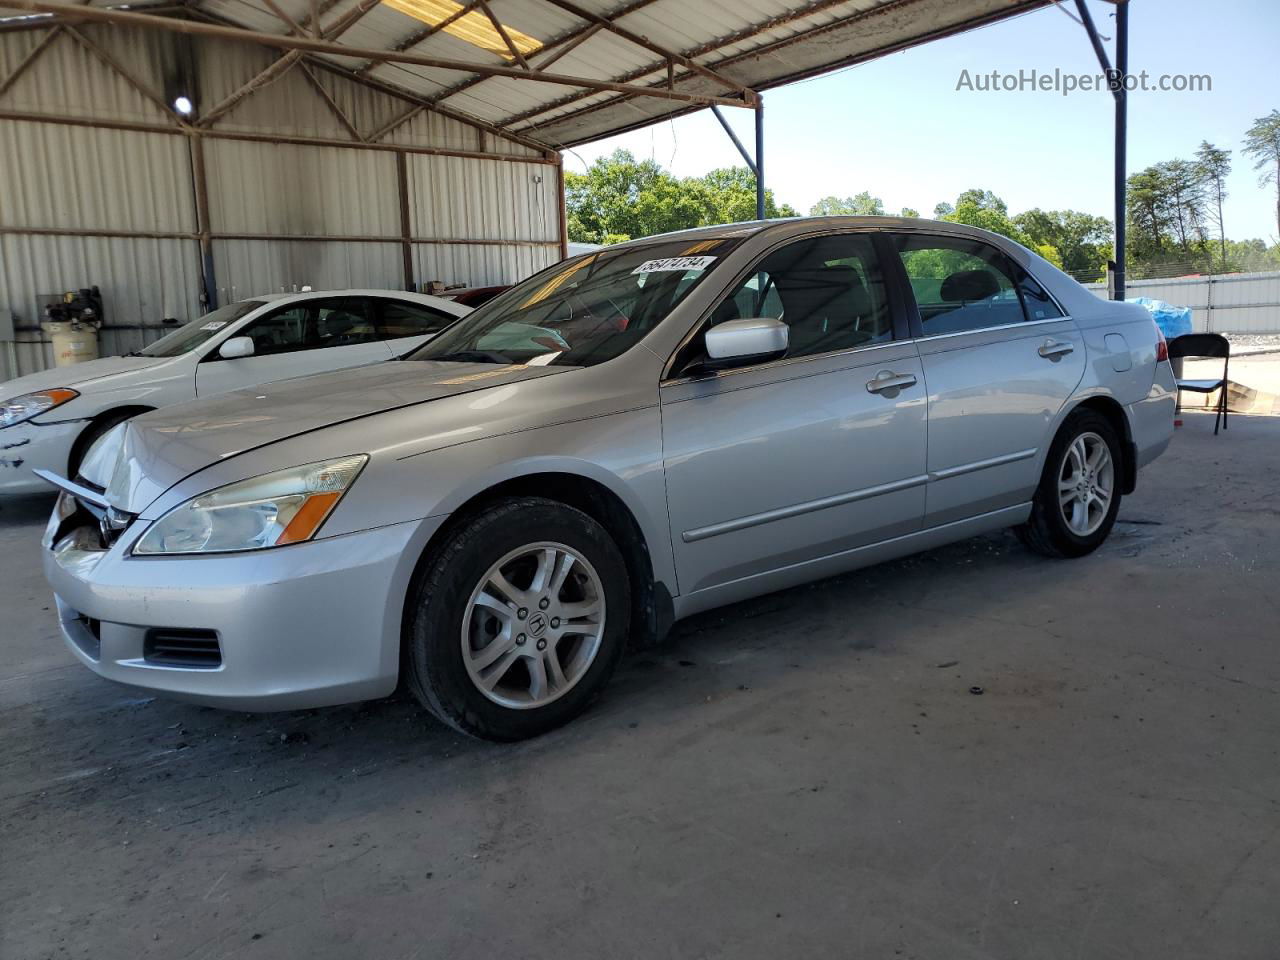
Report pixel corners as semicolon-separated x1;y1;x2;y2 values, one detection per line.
527;612;548;638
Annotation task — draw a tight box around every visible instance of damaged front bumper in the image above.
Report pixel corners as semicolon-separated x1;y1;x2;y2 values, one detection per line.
41;490;445;712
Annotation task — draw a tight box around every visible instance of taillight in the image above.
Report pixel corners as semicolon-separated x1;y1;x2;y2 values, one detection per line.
1155;325;1169;362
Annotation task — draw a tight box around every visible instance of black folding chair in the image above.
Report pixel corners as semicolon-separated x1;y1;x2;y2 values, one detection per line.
1168;333;1230;435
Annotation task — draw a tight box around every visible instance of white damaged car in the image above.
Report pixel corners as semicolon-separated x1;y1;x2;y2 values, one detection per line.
0;290;468;495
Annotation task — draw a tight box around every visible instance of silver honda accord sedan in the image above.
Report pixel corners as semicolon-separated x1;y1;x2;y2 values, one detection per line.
38;217;1176;740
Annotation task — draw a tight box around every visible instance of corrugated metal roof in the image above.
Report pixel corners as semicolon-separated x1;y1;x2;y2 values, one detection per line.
312;0;1051;146
5;0;1051;148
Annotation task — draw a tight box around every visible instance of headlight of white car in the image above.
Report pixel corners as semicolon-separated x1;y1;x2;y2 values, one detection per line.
133;455;368;556
0;388;79;428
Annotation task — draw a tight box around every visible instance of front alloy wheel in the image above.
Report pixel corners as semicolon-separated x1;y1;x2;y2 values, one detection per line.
405;497;629;740
462;543;606;709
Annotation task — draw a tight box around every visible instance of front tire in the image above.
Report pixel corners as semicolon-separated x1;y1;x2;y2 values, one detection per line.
1017;408;1123;559
404;497;630;741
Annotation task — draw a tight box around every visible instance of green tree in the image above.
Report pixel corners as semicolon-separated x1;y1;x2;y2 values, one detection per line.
564;150;797;243
1014;208;1113;280
563;150;683;244
932;201;954;218
1195;141;1232;263
1126;166;1170;262
1222;238;1280;272
940;192;1026;242
698;167;798;222
809;192;885;216
1161;158;1208;250
1243;109;1280;238
900;207;920;218
1125;162;1214;277
954;188;1008;215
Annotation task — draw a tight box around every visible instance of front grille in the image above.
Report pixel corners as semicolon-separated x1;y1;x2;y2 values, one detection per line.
143;629;221;668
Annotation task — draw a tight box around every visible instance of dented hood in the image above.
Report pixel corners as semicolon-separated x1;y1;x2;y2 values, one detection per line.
107;360;572;512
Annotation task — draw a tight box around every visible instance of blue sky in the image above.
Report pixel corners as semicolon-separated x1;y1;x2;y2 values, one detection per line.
568;0;1280;242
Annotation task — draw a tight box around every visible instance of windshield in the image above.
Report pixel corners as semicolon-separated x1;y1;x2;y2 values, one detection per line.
408;237;740;367
139;300;263;357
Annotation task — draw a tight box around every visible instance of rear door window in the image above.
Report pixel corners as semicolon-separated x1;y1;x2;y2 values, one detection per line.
377;300;458;339
314;298;379;347
892;235;1027;335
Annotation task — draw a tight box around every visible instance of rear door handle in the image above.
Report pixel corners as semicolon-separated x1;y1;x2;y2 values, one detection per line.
866;371;918;394
1038;339;1074;359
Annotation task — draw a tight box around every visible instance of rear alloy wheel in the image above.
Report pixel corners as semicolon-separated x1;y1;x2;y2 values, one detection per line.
405;497;629;740
1057;431;1115;537
1017;409;1123;558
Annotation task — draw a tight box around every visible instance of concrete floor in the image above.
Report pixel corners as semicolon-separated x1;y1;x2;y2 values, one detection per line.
2;411;1278;960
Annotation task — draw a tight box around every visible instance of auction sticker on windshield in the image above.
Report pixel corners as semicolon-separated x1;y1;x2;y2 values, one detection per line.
632;255;717;275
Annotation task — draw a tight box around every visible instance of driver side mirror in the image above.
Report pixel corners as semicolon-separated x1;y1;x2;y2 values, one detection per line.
701;317;788;370
218;336;255;360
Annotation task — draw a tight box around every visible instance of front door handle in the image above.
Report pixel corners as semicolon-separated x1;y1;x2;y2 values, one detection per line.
1038;339;1075;359
866;371;918;395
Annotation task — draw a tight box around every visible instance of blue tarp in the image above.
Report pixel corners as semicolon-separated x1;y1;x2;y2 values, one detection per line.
1127;297;1193;339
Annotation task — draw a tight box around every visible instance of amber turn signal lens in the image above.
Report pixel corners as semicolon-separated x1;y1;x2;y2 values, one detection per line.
277;492;342;545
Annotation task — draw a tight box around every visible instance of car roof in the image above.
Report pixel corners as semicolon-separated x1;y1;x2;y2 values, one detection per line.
628;215;1023;247
601;215;1043;275
246;289;464;307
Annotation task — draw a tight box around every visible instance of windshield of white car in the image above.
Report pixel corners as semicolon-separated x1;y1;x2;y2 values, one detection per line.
407;237;741;367
138;301;264;357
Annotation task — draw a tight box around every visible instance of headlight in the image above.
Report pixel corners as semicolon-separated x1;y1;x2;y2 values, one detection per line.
133;455;368;556
0;388;79;428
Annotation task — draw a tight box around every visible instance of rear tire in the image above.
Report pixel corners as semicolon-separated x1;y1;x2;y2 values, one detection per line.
1017;408;1123;559
404;497;630;741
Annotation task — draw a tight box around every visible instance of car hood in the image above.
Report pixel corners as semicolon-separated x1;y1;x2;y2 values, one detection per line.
107;360;573;511
1;355;169;399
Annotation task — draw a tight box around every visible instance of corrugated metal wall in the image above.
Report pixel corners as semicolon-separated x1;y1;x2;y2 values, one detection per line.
1;24;562;383
1086;272;1280;334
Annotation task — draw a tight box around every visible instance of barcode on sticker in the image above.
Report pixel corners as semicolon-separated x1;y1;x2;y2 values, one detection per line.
632;255;716;275
200;321;228;331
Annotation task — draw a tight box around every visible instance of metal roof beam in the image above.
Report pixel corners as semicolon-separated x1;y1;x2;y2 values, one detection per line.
379;0;661;108
476;0;530;69
179;4;553;152
64;23;183;122
0;23;62;96
537;0;755;101
508;0;1050;138
197;0;353;128
304;56;555;153
354;0;483;75
496;0;866;131
7;1;753;109
299;60;365;140
529;20;600;72
0;107;560;164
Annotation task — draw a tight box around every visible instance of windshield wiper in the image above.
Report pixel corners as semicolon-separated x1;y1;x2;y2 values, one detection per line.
426;350;513;365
